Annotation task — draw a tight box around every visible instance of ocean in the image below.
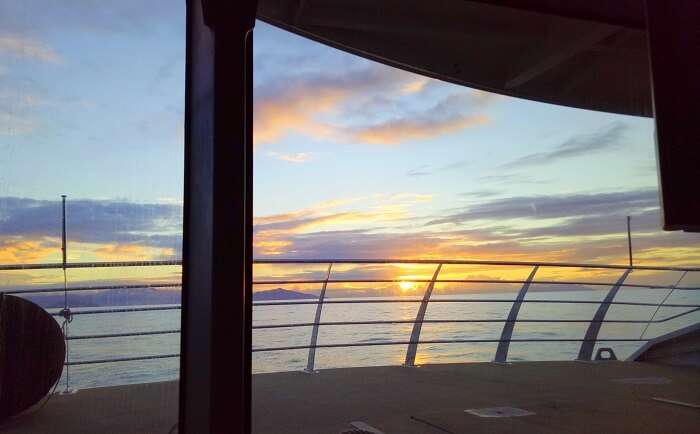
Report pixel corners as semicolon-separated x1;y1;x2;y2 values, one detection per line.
56;288;699;391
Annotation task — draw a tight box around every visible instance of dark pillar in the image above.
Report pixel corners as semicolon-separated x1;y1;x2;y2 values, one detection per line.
179;1;256;432
645;0;700;232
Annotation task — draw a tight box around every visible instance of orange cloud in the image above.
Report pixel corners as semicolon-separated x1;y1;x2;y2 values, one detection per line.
94;244;175;261
354;115;490;145
254;66;497;146
254;85;342;144
253;239;293;256
401;78;429;94
0;238;59;263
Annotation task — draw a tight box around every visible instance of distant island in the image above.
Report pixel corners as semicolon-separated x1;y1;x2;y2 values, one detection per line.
253;288;317;301
24;287;181;309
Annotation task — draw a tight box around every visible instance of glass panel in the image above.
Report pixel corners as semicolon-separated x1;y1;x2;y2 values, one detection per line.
1;1;184;432
251;7;700;434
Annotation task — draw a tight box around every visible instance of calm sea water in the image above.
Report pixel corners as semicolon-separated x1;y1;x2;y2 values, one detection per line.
57;289;699;390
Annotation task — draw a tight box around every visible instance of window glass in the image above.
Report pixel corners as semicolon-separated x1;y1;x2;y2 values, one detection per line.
1;2;184;432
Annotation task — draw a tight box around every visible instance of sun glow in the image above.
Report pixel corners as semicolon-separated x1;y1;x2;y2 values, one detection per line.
399;281;417;292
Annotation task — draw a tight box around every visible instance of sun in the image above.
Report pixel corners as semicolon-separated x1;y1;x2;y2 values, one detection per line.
399;281;416;292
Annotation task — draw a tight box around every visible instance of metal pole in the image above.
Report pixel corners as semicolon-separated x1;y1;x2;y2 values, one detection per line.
494;266;539;363
404;263;442;367
305;263;332;373
62;195;67;267
627;216;633;267
577;268;632;361
60;194;73;393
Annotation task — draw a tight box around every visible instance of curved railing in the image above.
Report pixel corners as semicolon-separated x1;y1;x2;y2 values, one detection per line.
2;259;700;384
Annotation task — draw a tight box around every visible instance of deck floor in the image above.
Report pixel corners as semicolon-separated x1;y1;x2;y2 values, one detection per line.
3;361;699;434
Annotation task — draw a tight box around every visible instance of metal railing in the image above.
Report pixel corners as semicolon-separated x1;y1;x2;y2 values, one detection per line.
2;259;700;382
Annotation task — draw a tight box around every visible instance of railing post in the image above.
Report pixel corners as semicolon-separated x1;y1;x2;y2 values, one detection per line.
494;265;538;363
577;268;632;361
404;263;442;367
59;194;74;394
305;263;333;373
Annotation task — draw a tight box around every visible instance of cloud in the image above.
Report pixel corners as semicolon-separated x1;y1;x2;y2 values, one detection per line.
0;35;61;63
0;1;183;38
0;197;182;250
249;188;689;265
427;189;659;225
254;64;496;146
503;122;627;168
254;65;404;144
460;189;503;199
353;114;488;145
252;194;434;256
407;165;432;177
0;238;59;263
1;190;697;271
441;160;469;171
401;78;429;94
406;160;469;177
351;93;490;145
478;174;550;185
266;151;315;163
94;244;175;261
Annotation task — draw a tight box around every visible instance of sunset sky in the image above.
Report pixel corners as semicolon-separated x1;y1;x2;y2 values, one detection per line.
1;1;699;291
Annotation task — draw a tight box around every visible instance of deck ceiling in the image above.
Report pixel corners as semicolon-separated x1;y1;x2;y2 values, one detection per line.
257;0;651;117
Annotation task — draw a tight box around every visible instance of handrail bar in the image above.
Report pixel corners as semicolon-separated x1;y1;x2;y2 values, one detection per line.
45;299;700;316
67;329;181;340
64;338;650;366
251;299;700;307
2;283;182;295
253;338;648;353
66;353;180;366
0;260;182;271
6;279;699;295
251;310;700;328
254;258;700;271
51;305;181;315
3;258;700;272
61;306;700;339
252;279;700;290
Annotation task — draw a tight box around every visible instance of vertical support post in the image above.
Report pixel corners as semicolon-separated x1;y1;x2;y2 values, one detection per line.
61;195;67;267
577;268;632;361
627;216;633;267
179;1;257;432
494;266;539;363
645;0;700;231
404;264;442;367
305;263;333;373
60;194;72;393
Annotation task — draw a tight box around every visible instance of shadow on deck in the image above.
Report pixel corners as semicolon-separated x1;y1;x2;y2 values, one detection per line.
3;361;699;434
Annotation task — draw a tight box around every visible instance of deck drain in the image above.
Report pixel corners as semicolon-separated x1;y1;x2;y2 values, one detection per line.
613;377;671;385
465;407;535;418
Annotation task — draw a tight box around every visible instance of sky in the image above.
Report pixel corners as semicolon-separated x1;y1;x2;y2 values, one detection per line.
1;1;699;292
